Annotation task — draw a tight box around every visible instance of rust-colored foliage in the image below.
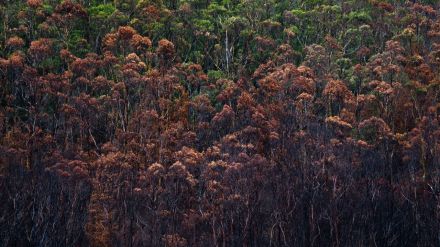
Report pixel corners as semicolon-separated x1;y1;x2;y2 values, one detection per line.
27;0;43;8
1;1;440;246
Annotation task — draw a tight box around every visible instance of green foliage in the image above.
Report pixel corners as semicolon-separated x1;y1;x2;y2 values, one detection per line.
223;16;248;31
286;25;299;34
207;70;225;81
39;56;63;71
317;4;341;14
206;2;227;16
88;4;116;19
290;8;308;17
346;10;372;23
194;19;214;32
42;4;54;15
68;30;90;57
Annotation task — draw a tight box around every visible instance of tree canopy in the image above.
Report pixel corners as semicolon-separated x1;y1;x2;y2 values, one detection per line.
1;0;440;246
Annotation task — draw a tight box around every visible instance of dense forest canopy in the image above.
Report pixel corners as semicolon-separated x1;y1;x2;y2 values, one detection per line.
1;0;440;246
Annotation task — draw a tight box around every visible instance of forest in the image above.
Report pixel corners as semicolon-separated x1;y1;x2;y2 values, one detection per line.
1;0;440;246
